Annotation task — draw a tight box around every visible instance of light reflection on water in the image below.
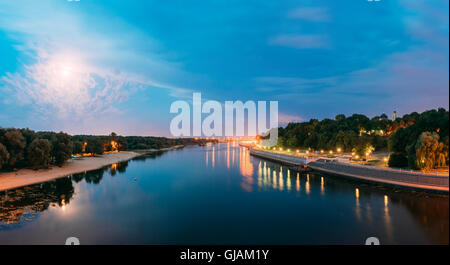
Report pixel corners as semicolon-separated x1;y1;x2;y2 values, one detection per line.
0;144;448;245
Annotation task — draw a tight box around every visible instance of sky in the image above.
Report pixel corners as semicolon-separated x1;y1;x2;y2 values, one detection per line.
0;0;448;136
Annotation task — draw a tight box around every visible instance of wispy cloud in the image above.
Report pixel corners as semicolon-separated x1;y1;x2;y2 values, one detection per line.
2;51;131;119
268;34;330;49
287;7;330;22
0;1;195;120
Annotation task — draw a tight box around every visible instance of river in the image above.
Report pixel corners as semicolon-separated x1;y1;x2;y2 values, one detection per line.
0;143;448;244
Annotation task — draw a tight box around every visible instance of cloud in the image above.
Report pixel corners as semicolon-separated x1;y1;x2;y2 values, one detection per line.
0;1;196;120
268;34;330;49
287;7;330;22
2;51;131;119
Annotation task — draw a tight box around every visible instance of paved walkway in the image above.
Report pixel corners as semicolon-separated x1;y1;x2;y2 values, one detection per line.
248;147;449;193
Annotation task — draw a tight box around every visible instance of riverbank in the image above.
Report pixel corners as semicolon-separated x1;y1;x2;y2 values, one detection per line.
0;151;141;191
248;147;449;193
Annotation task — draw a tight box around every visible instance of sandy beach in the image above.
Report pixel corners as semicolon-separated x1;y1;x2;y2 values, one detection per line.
0;151;141;191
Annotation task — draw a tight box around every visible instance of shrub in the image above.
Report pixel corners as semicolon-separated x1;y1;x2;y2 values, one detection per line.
388;153;408;168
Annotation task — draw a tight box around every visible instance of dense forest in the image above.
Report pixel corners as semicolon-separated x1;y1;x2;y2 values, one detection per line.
0;129;73;170
276;108;448;170
0;129;197;171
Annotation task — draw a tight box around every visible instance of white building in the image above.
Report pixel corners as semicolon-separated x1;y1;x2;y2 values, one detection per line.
392;111;397;120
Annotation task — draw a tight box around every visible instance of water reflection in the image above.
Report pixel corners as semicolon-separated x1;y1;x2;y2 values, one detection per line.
0;159;134;226
384;195;393;243
0;144;448;245
0;177;74;226
355;188;362;221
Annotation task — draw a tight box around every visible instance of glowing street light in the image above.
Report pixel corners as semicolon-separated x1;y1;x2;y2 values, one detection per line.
337;148;341;153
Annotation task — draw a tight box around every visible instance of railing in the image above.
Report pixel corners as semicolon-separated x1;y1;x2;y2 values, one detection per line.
309;160;449;188
250;149;308;166
249;148;449;190
314;158;449;177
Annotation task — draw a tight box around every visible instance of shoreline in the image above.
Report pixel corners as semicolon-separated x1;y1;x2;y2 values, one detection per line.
0;151;141;192
248;147;449;193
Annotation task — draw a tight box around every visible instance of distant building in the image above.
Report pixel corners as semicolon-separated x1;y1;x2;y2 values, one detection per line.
392;111;397;120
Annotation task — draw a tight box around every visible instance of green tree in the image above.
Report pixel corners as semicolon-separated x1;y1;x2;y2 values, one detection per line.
117;136;128;151
0;143;9;170
352;136;374;156
406;143;418;170
86;138;104;155
4;129;26;167
27;138;52;169
72;141;83;154
388;128;407;154
415;132;448;170
388;153;408;168
52;132;73;166
335;114;346;121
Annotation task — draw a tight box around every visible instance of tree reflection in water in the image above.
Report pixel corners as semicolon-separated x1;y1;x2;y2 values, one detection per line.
0;159;134;226
0;149;447;244
0;177;74;226
0;153;169;226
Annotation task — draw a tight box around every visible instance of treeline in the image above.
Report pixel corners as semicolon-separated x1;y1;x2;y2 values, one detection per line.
277;113;393;154
0;128;72;170
0;129;198;171
71;134;198;154
71;133;127;155
124;136;196;150
277;108;449;170
387;108;448;170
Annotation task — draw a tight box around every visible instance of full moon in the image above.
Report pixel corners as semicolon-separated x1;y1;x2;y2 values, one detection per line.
61;66;72;77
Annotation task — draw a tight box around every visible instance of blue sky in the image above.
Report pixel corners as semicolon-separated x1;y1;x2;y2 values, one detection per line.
0;0;448;136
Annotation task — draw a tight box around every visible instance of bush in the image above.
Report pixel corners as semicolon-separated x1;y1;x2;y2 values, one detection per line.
388;153;408;168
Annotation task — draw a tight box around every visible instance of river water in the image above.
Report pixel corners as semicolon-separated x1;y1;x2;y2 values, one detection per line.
0;143;448;244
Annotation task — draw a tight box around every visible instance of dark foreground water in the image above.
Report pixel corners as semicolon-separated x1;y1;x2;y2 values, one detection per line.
0;144;448;244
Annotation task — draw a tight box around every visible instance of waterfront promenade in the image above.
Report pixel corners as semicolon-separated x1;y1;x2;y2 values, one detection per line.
245;145;449;193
